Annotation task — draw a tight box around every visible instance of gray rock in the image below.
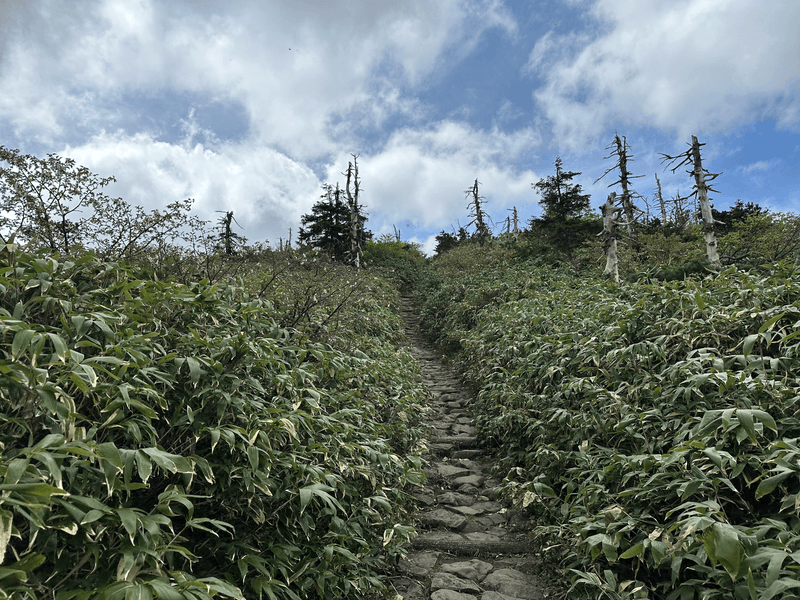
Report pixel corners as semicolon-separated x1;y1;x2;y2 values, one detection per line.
438;492;475;506
472;501;503;513
482;569;542;600
481;592;521;600
452;505;481;516
465;532;502;543
453;474;485;487
400;581;426;600
413;531;466;545
440;559;494;582
431;572;482;593
452;449;483;459
453;424;478;435
457;483;482;495
420;508;468;531
437;463;472;478
399;551;440;577
431;591;479;600
414;492;436;506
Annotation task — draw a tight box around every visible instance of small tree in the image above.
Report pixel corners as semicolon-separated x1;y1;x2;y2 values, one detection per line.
215;210;246;255
298;156;371;265
0;146;201;261
298;183;350;260
534;157;591;221
660;136;723;268
530;157;594;256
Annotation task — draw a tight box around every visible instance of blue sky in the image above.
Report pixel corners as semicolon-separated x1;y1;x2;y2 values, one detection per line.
1;0;798;254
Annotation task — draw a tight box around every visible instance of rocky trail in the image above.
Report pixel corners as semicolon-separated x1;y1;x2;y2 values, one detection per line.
386;297;551;600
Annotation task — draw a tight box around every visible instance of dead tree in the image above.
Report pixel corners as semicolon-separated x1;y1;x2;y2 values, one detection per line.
599;192;622;283
660;136;723;267
654;173;667;225
595;134;644;249
465;179;490;245
344;154;365;268
215;210;244;255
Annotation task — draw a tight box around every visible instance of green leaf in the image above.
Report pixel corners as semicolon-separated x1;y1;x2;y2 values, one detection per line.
186;357;202;384
712;522;744;581
620;542;643;560
47;332;69;361
742;334;758;357
117;507;138;541
762;578;800;600
756;470;793;500
737;410;757;444
0;508;13;564
759;312;785;334
146;578;184;600
12;328;35;358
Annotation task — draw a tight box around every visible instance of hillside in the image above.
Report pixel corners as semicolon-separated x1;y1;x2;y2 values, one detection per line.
416;243;800;599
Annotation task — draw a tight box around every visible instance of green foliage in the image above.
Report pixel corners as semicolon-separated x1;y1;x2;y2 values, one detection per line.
719;212;800;268
0;146;203;262
298;184;371;265
532;157;591;222
418;254;800;599
0;243;428;599
363;237;428;293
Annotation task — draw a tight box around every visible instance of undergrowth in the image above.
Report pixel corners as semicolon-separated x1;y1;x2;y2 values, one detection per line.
418;244;800;599
0;243;429;600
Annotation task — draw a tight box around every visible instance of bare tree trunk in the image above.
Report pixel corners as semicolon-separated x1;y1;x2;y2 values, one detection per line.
615;136;638;249
654;173;667;225
600;192;621;283
345;155;363;268
690;136;722;268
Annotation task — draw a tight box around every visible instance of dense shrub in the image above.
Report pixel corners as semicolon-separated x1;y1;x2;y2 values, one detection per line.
0;244;428;599
418;250;800;599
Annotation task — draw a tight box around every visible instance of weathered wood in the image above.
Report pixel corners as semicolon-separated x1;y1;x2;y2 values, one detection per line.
600;192;622;283
690;136;722;268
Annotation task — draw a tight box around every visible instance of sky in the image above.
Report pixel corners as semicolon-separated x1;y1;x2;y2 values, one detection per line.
0;0;798;255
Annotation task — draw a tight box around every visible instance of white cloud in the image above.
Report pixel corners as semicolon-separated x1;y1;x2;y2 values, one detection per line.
339;121;541;232
62;130;321;245
0;0;519;158
532;0;800;149
737;159;779;175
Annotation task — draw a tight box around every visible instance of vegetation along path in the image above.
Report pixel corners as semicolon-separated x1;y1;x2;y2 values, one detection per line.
387;296;549;600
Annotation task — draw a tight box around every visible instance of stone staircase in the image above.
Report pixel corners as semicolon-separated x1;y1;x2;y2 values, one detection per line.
387;296;550;600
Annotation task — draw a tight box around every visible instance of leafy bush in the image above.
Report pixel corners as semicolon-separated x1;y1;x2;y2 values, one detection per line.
0;243;428;599
363;238;428;294
419;254;800;599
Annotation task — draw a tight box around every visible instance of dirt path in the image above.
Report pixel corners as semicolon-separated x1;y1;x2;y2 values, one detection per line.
386;296;551;600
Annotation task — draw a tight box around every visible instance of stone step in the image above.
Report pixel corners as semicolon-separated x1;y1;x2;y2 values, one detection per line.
391;296;548;600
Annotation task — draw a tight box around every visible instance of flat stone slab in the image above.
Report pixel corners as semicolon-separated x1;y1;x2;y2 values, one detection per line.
437;463;471;478
414;492;436;506
453;474;485;487
452;505;481;516
452;449;483;459
440;560;494;583
429;436;478;448
399;551;441;577
465;532;502;543
472;501;503;512
420;508;468;531
438;492;476;506
453;425;478;435
481;592;523;600
431;573;482;593
431;591;478;600
482;569;543;600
